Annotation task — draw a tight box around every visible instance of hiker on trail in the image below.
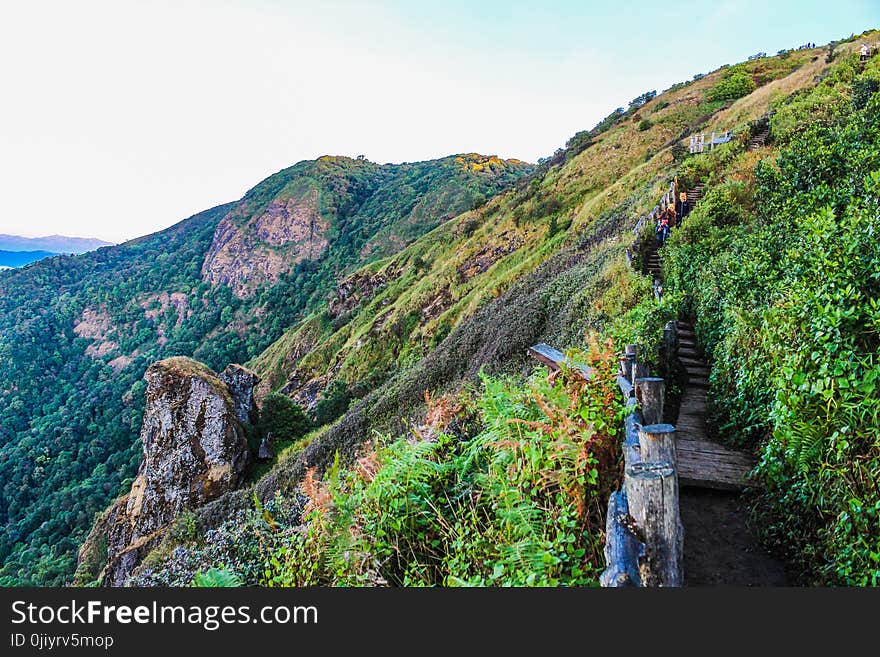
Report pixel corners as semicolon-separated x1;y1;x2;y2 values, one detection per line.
667;203;677;228
678;191;688;220
861;42;871;61
656;215;670;245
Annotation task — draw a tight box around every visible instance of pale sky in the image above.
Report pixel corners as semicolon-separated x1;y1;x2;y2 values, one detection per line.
0;0;875;242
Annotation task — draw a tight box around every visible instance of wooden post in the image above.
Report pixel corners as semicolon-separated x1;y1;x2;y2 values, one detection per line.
638;423;677;470
625;461;683;587
633;362;649;382
635;377;665;425
599;491;641;587
662;321;676;370
625;345;638;384
619;356;632;382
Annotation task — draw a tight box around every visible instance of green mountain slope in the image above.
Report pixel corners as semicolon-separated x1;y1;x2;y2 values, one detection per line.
0;153;529;586
112;37;880;587
246;49;815;419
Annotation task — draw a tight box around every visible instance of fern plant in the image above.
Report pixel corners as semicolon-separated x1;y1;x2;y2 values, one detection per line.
191;567;242;587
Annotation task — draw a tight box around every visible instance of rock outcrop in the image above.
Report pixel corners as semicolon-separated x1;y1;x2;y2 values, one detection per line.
83;357;254;586
456;231;524;280
327;262;402;318
219;363;260;426
201;190;329;298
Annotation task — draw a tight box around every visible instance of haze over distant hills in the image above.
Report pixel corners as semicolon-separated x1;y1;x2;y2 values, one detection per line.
0;250;59;269
0;234;113;254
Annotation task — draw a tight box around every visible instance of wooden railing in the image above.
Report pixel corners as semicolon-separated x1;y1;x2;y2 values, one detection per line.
689;131;732;154
627;179;676;278
601;337;683;587
537;177;688;586
630;180;677;240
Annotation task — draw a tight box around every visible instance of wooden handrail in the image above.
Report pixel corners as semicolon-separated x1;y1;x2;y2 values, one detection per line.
601;338;683;587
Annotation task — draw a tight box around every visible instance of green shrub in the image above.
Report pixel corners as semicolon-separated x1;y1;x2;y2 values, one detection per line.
638;118;654;131
191;567;242;587
313;380;352;426
852;78;879;110
259;392;312;440
260;339;625;587
706;67;757;102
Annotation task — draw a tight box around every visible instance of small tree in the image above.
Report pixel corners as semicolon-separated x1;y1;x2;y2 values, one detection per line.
258;392;311;440
470;193;487;211
628;90;657;111
314;380;353;426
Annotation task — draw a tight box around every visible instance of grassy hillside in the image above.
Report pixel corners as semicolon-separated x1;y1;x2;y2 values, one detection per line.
113;35;880;587
247;47;817;423
0;153;528;586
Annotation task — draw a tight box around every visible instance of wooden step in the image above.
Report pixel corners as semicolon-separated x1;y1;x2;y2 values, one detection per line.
677;437;758;491
684;367;709;377
679;357;703;367
679;394;707;407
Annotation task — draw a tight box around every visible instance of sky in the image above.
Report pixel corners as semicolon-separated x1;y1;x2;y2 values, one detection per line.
0;1;876;243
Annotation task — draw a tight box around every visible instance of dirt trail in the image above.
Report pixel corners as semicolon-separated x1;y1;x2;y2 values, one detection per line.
673;320;789;585
680;488;788;585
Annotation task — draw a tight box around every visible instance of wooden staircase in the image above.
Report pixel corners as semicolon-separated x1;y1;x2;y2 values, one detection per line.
685;183;704;205
645;244;662;281
674;320;757;490
748;129;770;150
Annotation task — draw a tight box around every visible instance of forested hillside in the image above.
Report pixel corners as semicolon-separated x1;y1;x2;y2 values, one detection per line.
0;153;529;585
77;35;880;588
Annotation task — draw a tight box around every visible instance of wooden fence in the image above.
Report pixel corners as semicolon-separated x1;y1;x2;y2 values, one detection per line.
628;179;676;245
601;334;683;586
689;130;733;154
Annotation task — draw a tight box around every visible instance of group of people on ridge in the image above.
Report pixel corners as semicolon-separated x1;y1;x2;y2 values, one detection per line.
656;191;690;245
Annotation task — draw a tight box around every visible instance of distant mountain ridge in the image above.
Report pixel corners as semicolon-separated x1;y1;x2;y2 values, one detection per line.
0;234;113;254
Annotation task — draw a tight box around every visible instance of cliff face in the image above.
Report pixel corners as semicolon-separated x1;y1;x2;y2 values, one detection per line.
84;357;256;586
220;363;260;426
201;191;329;298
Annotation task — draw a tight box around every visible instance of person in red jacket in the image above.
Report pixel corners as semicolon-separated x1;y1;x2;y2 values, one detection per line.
656;214;670;245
